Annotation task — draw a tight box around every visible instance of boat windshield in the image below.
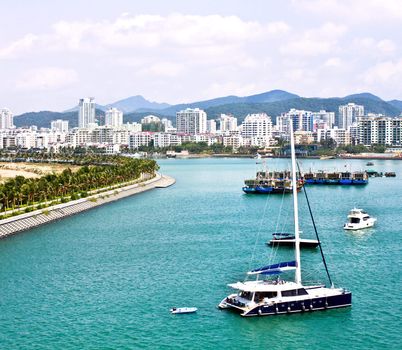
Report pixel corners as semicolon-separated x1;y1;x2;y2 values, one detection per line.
238;291;253;300
350;218;360;223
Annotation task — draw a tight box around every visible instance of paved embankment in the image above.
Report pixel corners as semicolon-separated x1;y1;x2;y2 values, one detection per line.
0;173;175;239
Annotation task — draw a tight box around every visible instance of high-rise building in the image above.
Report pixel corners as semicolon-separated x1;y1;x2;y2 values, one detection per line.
0;108;14;129
105;107;123;128
78;97;96;128
356;115;402;146
176;108;207;134
241;113;273;138
207;120;217;134
338;103;364;129
219;114;238;132
51;119;69;133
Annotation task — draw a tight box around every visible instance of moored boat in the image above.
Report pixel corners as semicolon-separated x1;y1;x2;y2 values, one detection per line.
267;233;320;248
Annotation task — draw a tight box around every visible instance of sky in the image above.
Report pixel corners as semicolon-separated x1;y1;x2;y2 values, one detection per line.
1;0;402;114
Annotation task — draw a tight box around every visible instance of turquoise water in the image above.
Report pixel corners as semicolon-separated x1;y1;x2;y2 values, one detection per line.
0;157;401;349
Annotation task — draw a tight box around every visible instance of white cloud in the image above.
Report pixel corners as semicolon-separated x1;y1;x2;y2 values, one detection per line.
16;67;79;90
377;39;396;54
0;33;38;59
324;57;342;67
280;22;347;56
292;0;402;22
363;59;402;84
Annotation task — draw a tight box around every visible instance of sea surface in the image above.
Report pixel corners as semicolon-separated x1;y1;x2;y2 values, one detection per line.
0;157;401;349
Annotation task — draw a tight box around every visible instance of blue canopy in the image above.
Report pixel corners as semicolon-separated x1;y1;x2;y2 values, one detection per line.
247;260;297;275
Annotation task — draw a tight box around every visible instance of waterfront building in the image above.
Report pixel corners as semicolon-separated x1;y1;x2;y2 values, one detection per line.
241;113;273;146
105;108;123;128
78;97;96;128
153;133;181;148
223;135;243;150
294;131;315;145
0;108;14;129
356;115;402;146
338;103;364;129
207;119;217;134
219;114;238;132
51;119;69;133
129;132;153;149
176;108;207;135
316;127;352;146
277;109;314;133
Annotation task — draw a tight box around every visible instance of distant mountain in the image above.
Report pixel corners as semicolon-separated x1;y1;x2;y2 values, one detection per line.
203;96;401;123
104;95;170;113
14;90;401;128
14;109;105;129
142;89;300;116
387;100;402;113
343;92;383;101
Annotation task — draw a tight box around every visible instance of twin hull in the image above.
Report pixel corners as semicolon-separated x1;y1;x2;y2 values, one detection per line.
221;292;352;317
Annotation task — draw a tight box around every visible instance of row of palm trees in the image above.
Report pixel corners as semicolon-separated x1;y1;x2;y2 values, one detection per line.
0;157;158;212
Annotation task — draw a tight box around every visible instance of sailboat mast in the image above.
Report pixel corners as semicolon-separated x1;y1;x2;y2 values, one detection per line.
289;119;302;284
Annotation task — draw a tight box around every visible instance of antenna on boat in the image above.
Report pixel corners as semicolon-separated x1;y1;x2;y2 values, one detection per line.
289;119;302;285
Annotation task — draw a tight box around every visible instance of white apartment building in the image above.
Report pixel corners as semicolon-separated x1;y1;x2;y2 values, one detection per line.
121;122;142;132
0;108;14;129
105;107;123;128
223;135;243;150
129;132;153;149
277;109;314;133
219;114;238;132
207;119;217;134
78;97;96;128
312;110;335;131
338;103;364;129
356;115;402;146
161;118;174;132
176;108;207;134
316;127;352;146
153;133;181;148
241;113;273;146
51;119;69;133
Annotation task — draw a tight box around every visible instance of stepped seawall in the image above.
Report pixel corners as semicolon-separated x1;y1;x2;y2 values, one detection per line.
0;173;175;239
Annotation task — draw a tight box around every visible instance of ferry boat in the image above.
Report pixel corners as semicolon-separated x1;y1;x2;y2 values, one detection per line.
243;170;303;194
302;171;368;185
343;208;376;230
219;121;352;317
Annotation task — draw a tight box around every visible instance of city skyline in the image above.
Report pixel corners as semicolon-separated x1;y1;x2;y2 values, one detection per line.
1;0;402;114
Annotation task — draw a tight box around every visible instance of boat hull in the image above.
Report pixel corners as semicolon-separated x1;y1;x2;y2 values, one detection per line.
221;292;352;317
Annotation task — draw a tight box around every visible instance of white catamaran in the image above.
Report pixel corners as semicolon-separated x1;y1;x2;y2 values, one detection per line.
218;120;352;317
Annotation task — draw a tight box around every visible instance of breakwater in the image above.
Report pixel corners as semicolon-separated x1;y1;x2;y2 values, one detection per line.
0;173;175;239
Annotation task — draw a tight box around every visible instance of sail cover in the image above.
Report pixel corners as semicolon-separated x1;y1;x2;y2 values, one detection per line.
247;260;297;275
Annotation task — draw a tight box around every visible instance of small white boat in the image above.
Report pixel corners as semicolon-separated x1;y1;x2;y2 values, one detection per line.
344;208;376;230
170;307;197;314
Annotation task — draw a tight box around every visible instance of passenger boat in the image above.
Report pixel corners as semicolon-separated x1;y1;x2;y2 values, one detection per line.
170;307;197;314
243;170;303;194
219;120;352;317
343;208;376;230
302;171;368;185
267;233;320;248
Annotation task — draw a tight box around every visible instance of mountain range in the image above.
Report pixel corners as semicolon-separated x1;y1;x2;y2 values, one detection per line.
14;90;402;128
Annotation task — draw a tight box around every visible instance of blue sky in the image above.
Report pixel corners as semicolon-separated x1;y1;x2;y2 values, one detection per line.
1;0;402;113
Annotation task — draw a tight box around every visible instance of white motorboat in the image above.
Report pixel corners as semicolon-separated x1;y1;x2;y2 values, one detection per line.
170;307;197;314
343;208;376;230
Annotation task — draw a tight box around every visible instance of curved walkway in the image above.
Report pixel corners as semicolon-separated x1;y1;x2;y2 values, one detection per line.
0;173;175;239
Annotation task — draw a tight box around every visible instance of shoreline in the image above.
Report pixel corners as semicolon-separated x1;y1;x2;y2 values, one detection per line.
162;153;402;160
0;173;175;239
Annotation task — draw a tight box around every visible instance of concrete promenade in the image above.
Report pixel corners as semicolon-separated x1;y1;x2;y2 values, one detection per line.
0;173;175;239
